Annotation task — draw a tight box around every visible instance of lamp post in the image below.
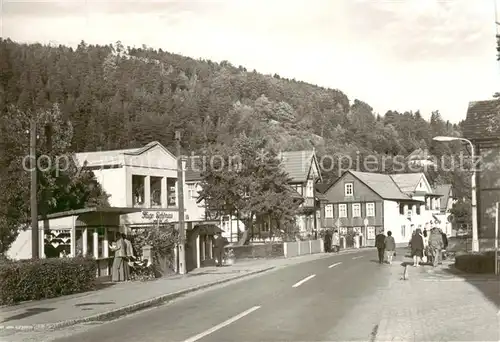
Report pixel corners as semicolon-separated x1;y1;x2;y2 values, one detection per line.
26;119;40;259
433;136;479;252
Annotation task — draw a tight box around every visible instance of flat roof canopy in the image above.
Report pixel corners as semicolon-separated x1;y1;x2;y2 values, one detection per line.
40;207;142;220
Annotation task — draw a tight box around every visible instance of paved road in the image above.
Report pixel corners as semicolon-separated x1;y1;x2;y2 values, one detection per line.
50;249;392;342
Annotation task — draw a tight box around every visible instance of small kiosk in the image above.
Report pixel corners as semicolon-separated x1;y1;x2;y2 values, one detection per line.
40;207;141;276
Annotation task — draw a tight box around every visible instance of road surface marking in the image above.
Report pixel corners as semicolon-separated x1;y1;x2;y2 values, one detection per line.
328;262;342;268
352;256;364;260
183;306;261;342
292;274;316;288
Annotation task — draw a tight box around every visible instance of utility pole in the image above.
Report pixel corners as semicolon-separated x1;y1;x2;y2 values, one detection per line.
30;119;39;259
175;131;186;274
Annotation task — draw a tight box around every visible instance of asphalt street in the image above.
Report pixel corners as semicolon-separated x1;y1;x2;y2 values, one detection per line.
50;249;397;342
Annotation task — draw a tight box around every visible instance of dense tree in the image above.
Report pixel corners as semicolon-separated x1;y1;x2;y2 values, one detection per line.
0;104;109;254
0;38;471;242
198;134;300;243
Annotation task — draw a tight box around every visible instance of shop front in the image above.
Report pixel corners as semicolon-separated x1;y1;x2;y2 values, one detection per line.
41;207;141;276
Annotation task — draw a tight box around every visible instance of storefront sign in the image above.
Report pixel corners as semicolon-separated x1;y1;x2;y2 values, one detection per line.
141;211;174;222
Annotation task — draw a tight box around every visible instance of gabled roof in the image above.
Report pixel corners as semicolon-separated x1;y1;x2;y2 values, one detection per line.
278;150;321;183
463;99;500;142
74;141;175;168
434;184;452;212
348;171;416;201
391;173;426;193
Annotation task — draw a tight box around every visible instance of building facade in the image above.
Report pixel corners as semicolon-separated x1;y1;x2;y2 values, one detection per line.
73;141;189;229
277;150;323;238
184;156;245;242
184;150;324;241
463;99;500;239
319;170;446;246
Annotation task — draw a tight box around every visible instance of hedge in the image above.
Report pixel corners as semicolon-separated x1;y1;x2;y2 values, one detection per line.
0;256;97;305
454;251;496;274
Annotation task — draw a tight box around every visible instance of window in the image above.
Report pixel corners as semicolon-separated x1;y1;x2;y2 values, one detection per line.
352;203;361;217
401;225;406;238
167;178;177;206
291;184;303;196
339;204;347;218
416;205;421;215
150;176;162;207
132;175;145;206
407;210;412;218
366;203;375;217
325;204;334;218
187;183;197;200
399;204;405;215
344;183;353;196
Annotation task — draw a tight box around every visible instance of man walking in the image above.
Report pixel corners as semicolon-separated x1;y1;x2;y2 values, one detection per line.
214;232;228;267
324;230;332;253
440;229;448;261
375;229;386;264
428;227;444;267
384;231;396;265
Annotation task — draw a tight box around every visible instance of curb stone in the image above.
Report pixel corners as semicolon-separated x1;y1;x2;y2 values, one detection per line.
0;266;275;332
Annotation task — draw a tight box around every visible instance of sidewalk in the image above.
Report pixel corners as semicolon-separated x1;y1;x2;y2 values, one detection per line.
0;250;359;331
374;255;500;341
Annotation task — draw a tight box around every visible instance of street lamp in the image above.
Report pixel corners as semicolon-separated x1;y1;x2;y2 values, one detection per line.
433;136;479;252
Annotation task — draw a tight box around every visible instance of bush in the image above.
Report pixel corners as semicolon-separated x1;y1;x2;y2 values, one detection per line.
130;224;176;276
455;251;496;274
0;256;97;305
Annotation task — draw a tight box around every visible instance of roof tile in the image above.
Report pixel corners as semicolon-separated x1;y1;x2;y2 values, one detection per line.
463;99;500;141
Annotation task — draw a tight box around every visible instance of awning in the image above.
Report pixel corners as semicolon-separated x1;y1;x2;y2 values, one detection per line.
191;224;223;236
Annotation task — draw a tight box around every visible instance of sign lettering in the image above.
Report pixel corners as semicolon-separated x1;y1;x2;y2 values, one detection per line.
141;211;174;222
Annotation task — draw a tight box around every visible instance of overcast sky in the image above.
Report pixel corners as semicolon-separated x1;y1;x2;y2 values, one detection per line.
2;0;500;122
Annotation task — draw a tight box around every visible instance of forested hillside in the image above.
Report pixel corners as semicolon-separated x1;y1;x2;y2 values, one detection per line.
0;39;470;190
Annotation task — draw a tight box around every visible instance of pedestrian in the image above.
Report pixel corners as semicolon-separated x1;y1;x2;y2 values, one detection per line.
109;232;126;282
422;227;429;264
332;229;340;253
410;228;424;267
384;231;396;265
440;229;448;260
375;229;386;264
122;233;134;281
214;232;227;267
324;230;332;253
428;227;444;267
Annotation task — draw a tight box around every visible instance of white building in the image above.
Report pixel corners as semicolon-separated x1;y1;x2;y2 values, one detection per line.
7;142;223;271
390;173;449;237
184;156;245;242
73;141;188;229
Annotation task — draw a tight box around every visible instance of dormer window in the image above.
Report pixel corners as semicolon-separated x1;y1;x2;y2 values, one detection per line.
344;183;353;196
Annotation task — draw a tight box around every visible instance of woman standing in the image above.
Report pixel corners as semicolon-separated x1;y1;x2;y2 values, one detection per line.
410;228;424;267
332;230;340;253
109;232;126;282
